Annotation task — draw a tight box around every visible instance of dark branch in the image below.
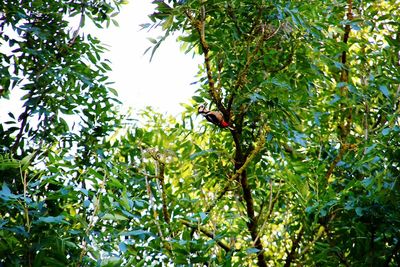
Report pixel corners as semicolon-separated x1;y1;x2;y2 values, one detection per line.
284;226;304;267
181;219;232;253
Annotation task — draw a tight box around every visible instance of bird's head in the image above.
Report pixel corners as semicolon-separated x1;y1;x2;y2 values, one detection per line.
198;105;206;114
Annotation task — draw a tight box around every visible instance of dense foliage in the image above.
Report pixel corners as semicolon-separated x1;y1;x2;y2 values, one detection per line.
0;0;124;265
1;0;400;266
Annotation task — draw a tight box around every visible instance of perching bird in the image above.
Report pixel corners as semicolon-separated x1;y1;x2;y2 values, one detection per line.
198;105;231;128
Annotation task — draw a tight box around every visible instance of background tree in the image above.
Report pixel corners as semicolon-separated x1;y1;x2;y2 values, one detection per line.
0;0;126;265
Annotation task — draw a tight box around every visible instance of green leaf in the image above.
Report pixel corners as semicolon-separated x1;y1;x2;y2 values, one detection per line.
0;183;20;200
109;87;118;96
20;152;35;170
102;213;128;221
112;19;119;27
147;37;158;44
246;247;260;254
0;156;20;170
379;85;390;98
192;96;204;103
355;207;363;216
189;149;218;160
35;215;67;224
364;144;376;154
121;230;152;236
87;168;104;180
162;15;174;30
382;128;390;136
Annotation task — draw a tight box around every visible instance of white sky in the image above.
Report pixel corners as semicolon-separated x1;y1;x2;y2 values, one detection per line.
97;0;200;116
0;0;201;122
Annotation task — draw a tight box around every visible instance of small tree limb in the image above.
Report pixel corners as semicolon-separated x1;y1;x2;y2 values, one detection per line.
181;219;232;253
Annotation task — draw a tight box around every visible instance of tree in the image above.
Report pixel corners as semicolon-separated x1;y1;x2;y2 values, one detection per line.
137;0;400;266
0;0;125;265
1;0;400;266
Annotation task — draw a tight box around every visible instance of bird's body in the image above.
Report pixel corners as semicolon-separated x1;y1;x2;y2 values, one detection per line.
198;105;230;128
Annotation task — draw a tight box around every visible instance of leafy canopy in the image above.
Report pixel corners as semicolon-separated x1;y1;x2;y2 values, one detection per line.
1;0;400;266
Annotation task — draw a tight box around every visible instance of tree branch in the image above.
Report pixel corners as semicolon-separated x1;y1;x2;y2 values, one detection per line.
147;149;171;224
284;226;304;267
204;125;269;213
325;143;348;181
158;162;170;224
11;102;30;154
234;125;270;267
324;221;351;267
181;219;232;253
185;5;227;118
300;225;326;255
227;25;268;114
327;0;354;181
339;0;353;134
254;178;282;244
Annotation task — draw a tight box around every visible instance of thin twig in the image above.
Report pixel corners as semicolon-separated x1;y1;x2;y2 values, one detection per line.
77;171;107;267
181;219;232;252
284;226;304;267
145;175;164;239
253;179;282;245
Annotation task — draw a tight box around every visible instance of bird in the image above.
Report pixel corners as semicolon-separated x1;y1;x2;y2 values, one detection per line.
198;105;231;128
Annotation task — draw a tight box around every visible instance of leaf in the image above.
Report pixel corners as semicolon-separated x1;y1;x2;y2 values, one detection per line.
292;131;307;147
35;215;68;224
87;168;104;180
382;128;390;136
0;156;20;170
147;37;158;44
189;149;218;160
7;226;29;237
355;207;363;216
87;52;97;64
249;93;265;103
121;230;152;236
0;183;20;201
364;144;377;154
102;213;128;221
101;62;112;71
120;191;131;210
109;87;118;96
162;15;174;30
109;176;124;189
379;85;390;98
361;177;373;188
246;247;260;254
20;152;35;170
119;242;127;252
192;96;204;103
140;23;151;30
112;19;119;27
329;94;341;105
199;212;207;222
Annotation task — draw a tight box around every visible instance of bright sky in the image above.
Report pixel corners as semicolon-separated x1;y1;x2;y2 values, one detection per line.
0;1;200;122
97;0;201;116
